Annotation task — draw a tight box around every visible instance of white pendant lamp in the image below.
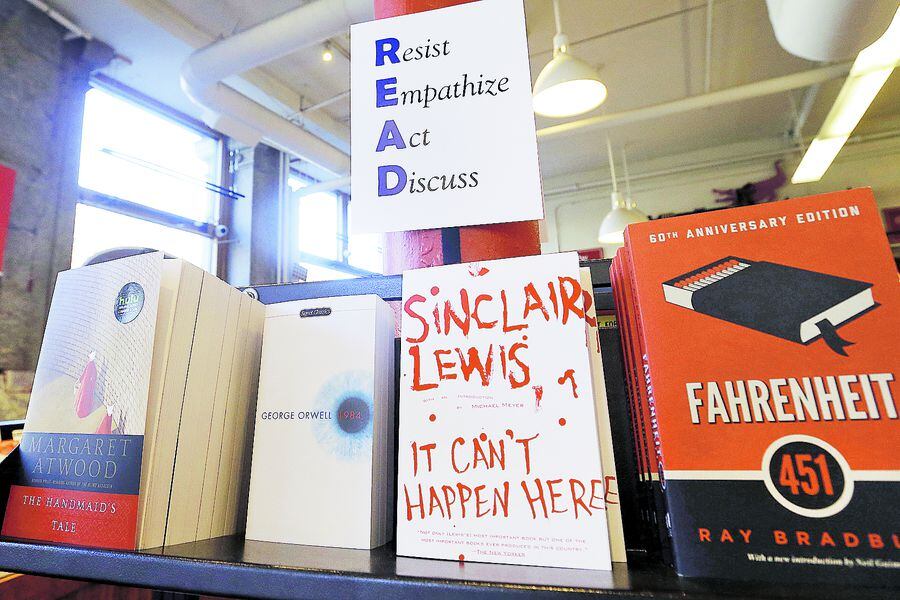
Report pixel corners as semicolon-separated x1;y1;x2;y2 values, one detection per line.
597;139;648;245
533;0;608;118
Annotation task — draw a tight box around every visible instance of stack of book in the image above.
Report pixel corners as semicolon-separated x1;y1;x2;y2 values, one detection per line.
1;253;265;550
611;188;899;583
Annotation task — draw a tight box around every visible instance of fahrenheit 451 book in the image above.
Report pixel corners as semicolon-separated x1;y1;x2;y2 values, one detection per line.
614;188;899;583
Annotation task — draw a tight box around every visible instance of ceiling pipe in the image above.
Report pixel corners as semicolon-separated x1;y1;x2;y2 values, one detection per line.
543;127;900;198
300;90;351;114
24;0;93;40
789;82;820;144
181;0;373;176
536;62;853;139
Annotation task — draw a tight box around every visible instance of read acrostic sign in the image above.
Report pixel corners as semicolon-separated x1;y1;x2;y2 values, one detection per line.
350;0;544;233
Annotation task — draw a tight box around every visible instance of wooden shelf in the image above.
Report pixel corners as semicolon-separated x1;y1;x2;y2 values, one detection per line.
0;536;892;599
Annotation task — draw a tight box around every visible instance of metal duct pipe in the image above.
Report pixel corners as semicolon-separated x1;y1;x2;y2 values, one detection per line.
23;0;92;40
536;62;854;139
181;0;373;175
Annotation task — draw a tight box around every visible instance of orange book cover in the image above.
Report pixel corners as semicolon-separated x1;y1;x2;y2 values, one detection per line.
623;188;899;583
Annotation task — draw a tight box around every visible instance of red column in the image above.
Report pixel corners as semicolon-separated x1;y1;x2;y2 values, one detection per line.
375;0;474;19
377;0;541;273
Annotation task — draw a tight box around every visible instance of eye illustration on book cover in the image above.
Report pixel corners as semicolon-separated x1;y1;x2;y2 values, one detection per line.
662;256;877;356
313;370;374;460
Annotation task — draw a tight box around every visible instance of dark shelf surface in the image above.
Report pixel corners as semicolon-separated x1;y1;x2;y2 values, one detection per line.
0;535;893;599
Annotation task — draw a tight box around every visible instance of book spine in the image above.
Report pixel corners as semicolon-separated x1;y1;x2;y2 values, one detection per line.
622;236;678;568
610;259;650;529
612;254;667;559
640;351;675;564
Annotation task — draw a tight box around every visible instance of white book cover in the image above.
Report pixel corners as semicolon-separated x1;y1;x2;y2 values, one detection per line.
397;253;612;570
246;295;391;549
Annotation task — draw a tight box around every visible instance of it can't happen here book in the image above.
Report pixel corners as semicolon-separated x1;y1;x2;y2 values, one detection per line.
397;252;613;570
624;188;899;583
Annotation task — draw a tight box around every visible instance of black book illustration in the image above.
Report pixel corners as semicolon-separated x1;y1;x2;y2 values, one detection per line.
662;256;876;355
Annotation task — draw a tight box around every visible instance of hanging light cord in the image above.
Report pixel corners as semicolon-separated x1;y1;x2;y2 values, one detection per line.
606;136;618;193
552;0;568;54
553;0;562;36
622;148;632;200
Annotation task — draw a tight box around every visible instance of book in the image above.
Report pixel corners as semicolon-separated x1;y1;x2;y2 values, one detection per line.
2;253;162;548
396;253;613;570
580;267;627;563
590;280;647;556
1;254;265;550
210;294;253;538
245;295;396;550
165;271;231;546
612;251;673;563
196;288;241;541
137;257;204;549
612;188;900;583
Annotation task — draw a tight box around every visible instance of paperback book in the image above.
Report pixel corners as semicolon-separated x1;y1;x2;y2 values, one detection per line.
579;267;627;563
246;295;396;549
396;252;613;570
612;188;899;583
2;253;162;548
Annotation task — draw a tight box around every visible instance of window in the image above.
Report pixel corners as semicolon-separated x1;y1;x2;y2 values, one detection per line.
286;172;383;281
72;85;223;271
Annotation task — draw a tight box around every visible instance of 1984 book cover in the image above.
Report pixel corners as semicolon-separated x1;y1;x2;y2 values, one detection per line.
623;188;899;583
1;253;161;549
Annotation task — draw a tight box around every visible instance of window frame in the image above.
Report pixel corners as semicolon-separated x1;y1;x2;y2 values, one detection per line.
286;165;380;280
74;76;228;274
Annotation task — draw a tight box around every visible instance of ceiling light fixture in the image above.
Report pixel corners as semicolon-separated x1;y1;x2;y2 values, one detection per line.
322;43;334;63
791;7;900;183
533;0;607;118
598;139;648;245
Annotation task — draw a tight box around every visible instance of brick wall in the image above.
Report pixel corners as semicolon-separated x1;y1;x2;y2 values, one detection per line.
0;1;95;387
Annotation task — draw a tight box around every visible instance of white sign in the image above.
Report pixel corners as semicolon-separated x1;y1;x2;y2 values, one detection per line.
396;253;612;570
350;0;544;233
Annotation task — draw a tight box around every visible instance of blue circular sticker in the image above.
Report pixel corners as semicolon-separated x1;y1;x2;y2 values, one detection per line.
115;282;145;324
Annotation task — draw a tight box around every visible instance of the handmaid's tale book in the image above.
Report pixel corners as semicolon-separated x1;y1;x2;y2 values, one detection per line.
2;253;162;549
